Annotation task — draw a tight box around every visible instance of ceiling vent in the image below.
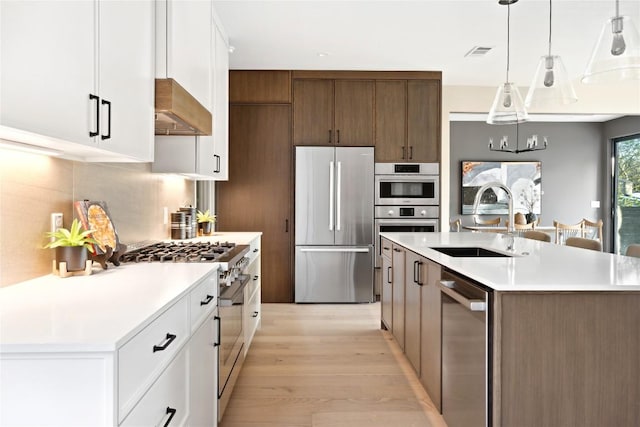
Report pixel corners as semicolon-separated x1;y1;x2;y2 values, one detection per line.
465;46;493;57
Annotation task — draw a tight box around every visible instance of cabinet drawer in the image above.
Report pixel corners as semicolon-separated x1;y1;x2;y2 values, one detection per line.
189;269;218;331
118;297;189;422
381;238;393;260
246;260;260;299
120;349;188;426
246;237;261;266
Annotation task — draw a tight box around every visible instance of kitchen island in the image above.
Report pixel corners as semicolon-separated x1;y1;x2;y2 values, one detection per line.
380;232;640;427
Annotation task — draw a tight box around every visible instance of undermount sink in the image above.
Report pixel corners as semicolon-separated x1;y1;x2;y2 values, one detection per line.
430;246;512;258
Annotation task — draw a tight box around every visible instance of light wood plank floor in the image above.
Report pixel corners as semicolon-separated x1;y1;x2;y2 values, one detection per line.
219;303;447;427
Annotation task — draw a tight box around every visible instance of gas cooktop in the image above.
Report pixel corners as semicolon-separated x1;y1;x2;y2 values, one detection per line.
121;241;246;264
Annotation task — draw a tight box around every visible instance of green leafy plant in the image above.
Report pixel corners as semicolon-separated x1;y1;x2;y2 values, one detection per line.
196;209;216;224
44;218;99;253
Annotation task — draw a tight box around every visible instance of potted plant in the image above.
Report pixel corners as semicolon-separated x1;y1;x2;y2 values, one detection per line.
196;209;216;235
45;218;100;272
519;184;541;224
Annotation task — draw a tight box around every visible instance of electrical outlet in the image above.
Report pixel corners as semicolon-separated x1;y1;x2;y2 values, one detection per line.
50;213;63;241
163;207;169;225
591;200;600;208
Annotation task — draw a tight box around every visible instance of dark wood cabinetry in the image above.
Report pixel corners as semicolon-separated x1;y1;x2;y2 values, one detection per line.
293;78;374;146
216;104;293;303
375;78;441;162
229;70;291;103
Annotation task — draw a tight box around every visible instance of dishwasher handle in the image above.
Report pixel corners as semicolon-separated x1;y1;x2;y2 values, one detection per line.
439;280;486;312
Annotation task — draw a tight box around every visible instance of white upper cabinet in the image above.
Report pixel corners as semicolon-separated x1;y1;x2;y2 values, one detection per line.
0;0;154;162
156;0;212;110
153;2;230;180
211;19;230;180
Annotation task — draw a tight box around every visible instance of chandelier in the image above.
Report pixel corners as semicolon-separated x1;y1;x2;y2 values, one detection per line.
488;122;548;154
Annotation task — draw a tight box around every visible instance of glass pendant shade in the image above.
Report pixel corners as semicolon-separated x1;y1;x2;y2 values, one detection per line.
525;55;578;107
582;15;640;83
487;82;529;124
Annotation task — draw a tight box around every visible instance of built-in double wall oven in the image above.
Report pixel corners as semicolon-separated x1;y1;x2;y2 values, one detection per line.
374;163;440;267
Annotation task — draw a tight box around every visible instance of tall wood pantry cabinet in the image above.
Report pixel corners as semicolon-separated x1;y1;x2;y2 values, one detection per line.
216;71;293;303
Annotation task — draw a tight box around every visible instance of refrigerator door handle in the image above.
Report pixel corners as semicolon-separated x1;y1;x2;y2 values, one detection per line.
329;161;335;231
336;161;342;231
300;247;371;253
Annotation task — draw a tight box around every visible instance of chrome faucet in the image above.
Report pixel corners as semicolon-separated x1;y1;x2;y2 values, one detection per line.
472;181;515;233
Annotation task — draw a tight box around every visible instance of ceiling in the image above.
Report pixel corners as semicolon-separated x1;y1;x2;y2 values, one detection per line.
213;0;640;88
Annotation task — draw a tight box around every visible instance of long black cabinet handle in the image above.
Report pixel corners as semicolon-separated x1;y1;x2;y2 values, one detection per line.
153;333;177;353
214;154;221;173
401;146;405;159
213;315;221;347
393;247;401;252
101;99;111;140
200;294;214;306
328;129;332;144
253;275;259;280
336;129;340;144
285;219;289;233
252;311;259;318
163;407;177;427
413;260;423;286
89;94;100;137
253;248;259;253
387;266;392;284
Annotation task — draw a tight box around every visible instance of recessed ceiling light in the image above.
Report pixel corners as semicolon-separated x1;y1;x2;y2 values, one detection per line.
228;45;235;53
317;52;329;57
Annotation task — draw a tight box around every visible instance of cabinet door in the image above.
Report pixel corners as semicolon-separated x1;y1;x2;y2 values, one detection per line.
189;313;218;426
375;80;406;162
211;23;229;180
0;0;96;147
391;244;405;350
381;253;393;331
293;79;334;145
420;259;442;411
164;0;212;109
404;250;422;375
334;80;374;146
217;105;293;302
99;0;154;161
407;80;440;162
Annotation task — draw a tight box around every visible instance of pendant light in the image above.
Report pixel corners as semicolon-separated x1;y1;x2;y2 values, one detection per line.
525;0;578;107
582;0;640;83
487;0;529;125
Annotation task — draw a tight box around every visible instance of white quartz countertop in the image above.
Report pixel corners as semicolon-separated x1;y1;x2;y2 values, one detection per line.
0;232;262;353
381;232;640;292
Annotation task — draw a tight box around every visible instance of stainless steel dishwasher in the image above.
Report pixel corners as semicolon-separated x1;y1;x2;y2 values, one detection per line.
439;269;491;427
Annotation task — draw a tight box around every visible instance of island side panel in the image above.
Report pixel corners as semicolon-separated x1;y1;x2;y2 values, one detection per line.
494;292;640;427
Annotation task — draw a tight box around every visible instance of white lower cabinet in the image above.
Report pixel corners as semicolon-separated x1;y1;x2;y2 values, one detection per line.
121;349;189;426
188;311;218;426
243;236;262;355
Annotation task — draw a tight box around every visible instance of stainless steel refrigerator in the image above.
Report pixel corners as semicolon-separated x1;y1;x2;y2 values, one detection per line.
295;146;374;303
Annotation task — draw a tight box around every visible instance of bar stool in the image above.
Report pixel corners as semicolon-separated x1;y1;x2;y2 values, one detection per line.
553;220;583;245
473;215;501;226
566;237;602;251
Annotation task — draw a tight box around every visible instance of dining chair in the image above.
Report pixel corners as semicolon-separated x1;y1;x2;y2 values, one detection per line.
514;212;527;225
449;218;461;232
523;230;551;242
506;221;534;237
582;218;603;243
473;215;501;226
566;236;603;251
553;220;583;245
626;244;640;258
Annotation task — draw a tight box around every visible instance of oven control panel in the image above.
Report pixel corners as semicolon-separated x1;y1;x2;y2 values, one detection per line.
375;205;439;219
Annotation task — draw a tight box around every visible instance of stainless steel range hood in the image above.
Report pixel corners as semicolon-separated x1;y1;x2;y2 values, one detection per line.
155;78;212;136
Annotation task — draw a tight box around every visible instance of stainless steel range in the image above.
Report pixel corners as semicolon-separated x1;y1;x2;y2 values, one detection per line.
121;240;250;422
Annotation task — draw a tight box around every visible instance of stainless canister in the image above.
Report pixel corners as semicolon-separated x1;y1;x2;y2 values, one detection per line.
171;212;186;240
179;207;197;239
